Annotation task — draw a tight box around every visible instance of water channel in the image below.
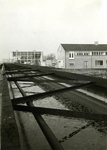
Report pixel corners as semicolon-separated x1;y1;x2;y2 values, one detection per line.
10;80;107;150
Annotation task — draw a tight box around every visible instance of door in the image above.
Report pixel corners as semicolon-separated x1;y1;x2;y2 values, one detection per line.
84;61;88;68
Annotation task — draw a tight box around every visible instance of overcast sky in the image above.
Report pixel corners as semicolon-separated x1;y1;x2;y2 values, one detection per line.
0;0;107;61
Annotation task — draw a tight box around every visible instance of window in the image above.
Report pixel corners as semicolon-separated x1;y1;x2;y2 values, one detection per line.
100;52;105;55
17;52;20;56
84;53;89;56
77;52;84;56
13;52;16;56
95;60;103;66
35;54;41;59
23;56;27;59
69;52;74;59
92;52;98;56
69;62;75;66
21;52;25;55
92;51;106;56
76;52;91;56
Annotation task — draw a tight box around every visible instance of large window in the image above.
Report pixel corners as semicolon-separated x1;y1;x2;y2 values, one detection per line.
95;60;103;66
92;51;106;56
76;52;91;56
69;52;74;59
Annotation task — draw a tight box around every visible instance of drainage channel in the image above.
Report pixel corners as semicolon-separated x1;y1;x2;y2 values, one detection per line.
3;63;107;150
42;75;107;104
10;80;107;150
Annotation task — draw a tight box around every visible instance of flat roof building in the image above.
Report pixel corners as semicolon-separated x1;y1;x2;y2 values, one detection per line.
10;50;43;65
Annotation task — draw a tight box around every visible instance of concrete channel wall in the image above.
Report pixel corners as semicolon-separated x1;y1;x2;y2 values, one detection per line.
0;64;3;150
1;63;107;150
0;64;21;150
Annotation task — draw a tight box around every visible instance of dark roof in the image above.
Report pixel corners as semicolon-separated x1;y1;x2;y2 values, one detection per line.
61;44;107;51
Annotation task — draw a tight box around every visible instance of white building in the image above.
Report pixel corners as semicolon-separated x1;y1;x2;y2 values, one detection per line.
57;43;107;69
10;50;43;65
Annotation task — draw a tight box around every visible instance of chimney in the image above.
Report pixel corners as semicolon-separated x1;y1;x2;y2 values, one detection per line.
94;41;98;45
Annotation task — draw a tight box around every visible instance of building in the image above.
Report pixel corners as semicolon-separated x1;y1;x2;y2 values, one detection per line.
10;50;43;65
46;58;52;66
45;58;57;67
57;43;107;69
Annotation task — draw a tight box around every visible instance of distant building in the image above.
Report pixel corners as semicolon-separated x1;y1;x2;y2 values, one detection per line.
10;50;43;65
46;58;57;67
41;61;46;66
57;43;107;69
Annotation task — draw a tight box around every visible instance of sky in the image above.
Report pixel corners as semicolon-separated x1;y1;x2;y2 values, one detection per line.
0;0;107;61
